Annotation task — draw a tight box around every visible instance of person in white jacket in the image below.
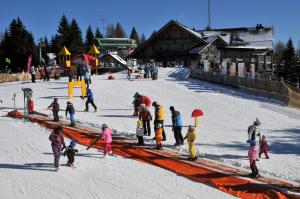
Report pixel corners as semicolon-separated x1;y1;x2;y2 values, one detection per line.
30;66;36;83
136;120;145;145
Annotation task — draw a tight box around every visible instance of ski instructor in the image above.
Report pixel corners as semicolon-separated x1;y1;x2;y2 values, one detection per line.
49;126;66;171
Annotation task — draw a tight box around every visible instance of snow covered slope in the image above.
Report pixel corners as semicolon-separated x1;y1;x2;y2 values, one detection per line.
0;117;236;199
0;67;299;198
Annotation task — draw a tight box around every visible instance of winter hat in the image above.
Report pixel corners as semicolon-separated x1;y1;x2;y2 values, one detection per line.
54;126;63;134
169;106;175;111
254;118;261;126
67;101;71;104
137;120;143;127
188;125;195;131
133;92;140;98
152;101;158;107
69;140;77;148
102;123;108;130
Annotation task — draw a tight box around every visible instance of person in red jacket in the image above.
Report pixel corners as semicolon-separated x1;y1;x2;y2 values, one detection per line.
259;135;269;159
134;92;151;107
28;97;34;114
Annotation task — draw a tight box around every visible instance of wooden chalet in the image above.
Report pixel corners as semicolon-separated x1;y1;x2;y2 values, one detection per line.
128;20;274;77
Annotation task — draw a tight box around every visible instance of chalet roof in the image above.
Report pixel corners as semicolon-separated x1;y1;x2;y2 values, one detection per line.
198;25;274;49
128;20;206;58
189;35;227;54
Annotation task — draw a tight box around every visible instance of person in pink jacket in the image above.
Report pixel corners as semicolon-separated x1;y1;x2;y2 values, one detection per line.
259;135;269;159
101;123;113;156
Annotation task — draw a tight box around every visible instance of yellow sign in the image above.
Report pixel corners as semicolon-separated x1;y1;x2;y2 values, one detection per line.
68;80;86;98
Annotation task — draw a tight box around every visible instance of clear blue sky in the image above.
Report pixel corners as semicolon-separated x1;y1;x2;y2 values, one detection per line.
0;0;299;46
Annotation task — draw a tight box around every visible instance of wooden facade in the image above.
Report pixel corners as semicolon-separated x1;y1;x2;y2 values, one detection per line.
129;20;205;66
129;20;274;76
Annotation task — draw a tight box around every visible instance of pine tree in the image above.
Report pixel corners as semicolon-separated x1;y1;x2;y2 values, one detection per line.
139;33;146;45
50;35;60;55
41;37;50;64
69;18;84;55
273;41;286;79
95;27;103;38
0;18;35;72
106;23;116;38
115;22;127;38
130;27;139;45
57;14;71;48
283;38;296;81
84;25;94;51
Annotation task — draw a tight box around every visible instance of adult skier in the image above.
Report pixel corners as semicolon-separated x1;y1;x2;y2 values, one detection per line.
170;106;184;146
247;118;262;178
49;126;66;171
83;88;98;112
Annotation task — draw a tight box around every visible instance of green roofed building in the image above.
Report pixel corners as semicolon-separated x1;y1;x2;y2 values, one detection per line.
95;38;137;50
95;38;137;60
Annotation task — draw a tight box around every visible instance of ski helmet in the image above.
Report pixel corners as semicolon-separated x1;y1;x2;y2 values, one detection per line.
102;123;108;130
69;140;77;147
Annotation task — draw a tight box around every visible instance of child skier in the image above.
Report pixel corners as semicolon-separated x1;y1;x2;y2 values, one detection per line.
101;123;113;156
83;88;98;112
47;98;60;121
63;140;78;168
28;97;34;114
136;119;145;145
155;122;163;150
259;135;269;159
184;125;198;161
65;101;75;127
132;97;141;116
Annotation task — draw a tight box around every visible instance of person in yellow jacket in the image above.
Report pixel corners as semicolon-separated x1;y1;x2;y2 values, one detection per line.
152;101;166;141
184;125;198;161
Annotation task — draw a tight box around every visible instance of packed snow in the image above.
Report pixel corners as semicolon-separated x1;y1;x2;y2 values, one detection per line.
0;67;299;198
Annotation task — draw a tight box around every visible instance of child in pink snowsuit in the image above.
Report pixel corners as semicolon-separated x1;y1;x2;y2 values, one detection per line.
101;123;113;155
259;135;269;159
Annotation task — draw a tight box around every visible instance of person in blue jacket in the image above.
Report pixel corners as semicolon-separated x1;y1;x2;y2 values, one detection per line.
84;88;98;112
170;106;184;146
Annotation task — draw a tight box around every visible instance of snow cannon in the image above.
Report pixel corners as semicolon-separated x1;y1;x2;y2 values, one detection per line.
191;109;203;127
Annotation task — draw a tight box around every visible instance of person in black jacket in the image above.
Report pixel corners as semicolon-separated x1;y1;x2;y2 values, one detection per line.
64;140;78;168
65;101;75;127
47;98;60;121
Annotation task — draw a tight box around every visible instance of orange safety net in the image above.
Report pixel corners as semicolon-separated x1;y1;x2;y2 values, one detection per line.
7;112;299;199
